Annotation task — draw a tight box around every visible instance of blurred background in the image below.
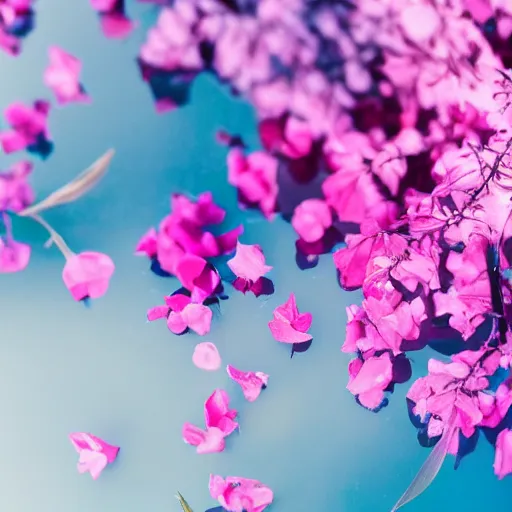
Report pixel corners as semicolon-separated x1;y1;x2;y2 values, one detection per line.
0;1;509;510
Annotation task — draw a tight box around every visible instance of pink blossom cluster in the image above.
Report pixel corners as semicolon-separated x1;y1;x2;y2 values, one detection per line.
136;190;320;508
133;0;512;504
0;45;112;302
2;0;512;508
0;0;35;55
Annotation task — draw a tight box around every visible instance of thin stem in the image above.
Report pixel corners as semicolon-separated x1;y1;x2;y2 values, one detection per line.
28;214;75;260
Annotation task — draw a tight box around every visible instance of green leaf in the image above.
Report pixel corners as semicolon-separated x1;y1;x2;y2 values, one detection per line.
19;149;115;217
175;492;194;512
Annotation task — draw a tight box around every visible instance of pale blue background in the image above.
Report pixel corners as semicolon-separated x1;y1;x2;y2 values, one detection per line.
0;1;510;511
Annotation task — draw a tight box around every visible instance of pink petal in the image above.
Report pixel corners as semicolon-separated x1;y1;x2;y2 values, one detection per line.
268;318;313;344
100;14;135;39
204;389;238;436
400;4;440;42
62;251;115;301
147;305;169;321
182;422;203;446
346;353;393;405
193;342;221;371
135;228;158;257
167;310;188;334
0;239;30;273
77;450;108;480
227;241;272;282
291;312;313;333
197;427;225;454
226;365;268;402
292;199;332;243
494;429;512;479
182;304;212;336
176;254;207;291
216;224;244;254
273;293;299;323
164;293;191;312
44;46;89;105
0;130;28;153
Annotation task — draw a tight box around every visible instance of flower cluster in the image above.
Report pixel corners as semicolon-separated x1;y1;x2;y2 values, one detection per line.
133;0;512;506
0;43;115;301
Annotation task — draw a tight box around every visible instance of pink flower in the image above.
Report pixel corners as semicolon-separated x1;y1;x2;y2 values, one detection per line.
333;228;408;290
68;432;119;480
260;116;313;159
322;167;381;224
227;148;278;218
0;100;52;156
268;293;312;344
0;161;34;212
135;227;158;258
147;293;212;336
136;192;242;277
62;251;115;301
171;192;225;226
346;353;393;410
494;429;512;480
407;349;502;446
227;241;273;295
226;365;269;402
182;423;225;454
204;389;238;436
192;342;221;370
209;474;274;512
291;199;332;243
182;389;237;454
90;0;134;39
43;46;90;105
176;254;221;303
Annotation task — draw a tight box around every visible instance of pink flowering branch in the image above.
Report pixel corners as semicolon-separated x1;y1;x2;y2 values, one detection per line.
0;149;116;301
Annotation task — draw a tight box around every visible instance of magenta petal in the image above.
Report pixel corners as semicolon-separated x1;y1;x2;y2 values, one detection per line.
192;342;221;371
182;422;206;447
100;13;135;39
291;312;313;333
204;389;238;436
190;266;220;303
135;228;158;257
167;310;188;334
0;130;27;153
0;239;30;273
268;319;312;344
216;224;244;254
176;254;207;291
164;293;191;312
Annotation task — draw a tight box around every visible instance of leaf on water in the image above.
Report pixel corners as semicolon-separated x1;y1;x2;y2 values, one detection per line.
391;424;456;511
175;492;194;512
19;149;115;217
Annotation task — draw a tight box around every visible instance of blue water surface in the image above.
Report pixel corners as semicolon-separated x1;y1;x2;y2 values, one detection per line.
0;1;510;511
